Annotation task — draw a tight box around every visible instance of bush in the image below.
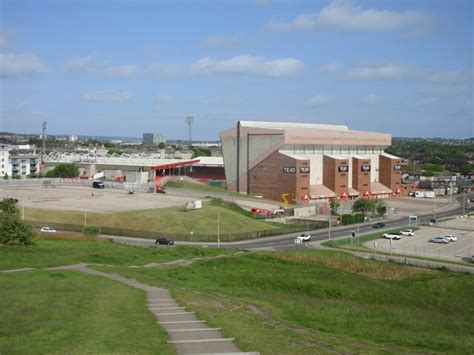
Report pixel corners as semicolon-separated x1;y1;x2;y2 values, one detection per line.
83;225;100;236
341;213;365;225
46;163;79;178
0;198;35;246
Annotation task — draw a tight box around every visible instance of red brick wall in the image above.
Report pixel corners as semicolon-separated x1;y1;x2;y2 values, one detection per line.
323;155;349;197
352;157;371;196
379;155;402;193
248;151;309;203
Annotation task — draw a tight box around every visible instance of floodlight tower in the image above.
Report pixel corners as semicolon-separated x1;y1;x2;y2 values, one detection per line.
185;116;193;147
41;121;47;163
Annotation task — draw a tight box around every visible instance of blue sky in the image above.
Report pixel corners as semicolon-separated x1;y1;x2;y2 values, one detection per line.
0;0;472;140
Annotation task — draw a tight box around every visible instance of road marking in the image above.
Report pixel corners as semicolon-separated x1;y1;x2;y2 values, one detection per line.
167;338;234;344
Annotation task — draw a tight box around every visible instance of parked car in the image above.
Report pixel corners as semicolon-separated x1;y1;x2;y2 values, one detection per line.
155;238;174;246
430;236;450;244
40;227;57;233
444;235;457;242
296;233;312;242
373;222;385;229
382;233;400;240
92;180;105;189
399;229;415;236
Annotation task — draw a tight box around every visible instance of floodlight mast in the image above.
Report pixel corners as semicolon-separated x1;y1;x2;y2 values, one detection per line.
41;121;47;164
185;116;193;147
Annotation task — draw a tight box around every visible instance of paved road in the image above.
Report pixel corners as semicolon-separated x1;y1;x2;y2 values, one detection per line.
103;194;471;252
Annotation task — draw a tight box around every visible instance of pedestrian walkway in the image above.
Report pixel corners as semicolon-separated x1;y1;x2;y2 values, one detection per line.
45;263;258;355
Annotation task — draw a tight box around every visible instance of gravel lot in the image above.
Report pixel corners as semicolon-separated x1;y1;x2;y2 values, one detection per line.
364;217;474;263
0;185;197;213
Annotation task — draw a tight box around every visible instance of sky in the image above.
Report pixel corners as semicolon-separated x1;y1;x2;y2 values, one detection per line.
0;0;473;140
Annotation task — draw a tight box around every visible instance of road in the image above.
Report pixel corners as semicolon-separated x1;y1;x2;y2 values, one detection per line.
104;194;471;252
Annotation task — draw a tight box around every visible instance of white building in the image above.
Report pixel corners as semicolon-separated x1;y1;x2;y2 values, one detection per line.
9;154;40;178
0;144;11;178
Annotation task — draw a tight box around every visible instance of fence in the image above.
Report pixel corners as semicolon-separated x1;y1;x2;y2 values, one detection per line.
28;220;315;242
0;178;154;192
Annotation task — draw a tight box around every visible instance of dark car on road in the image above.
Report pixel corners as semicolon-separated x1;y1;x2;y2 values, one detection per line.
373;222;385;229
155;238;174;246
93;180;105;189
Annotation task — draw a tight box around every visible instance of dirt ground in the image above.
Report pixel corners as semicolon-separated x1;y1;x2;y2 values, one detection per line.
364;216;474;263
0;185;198;213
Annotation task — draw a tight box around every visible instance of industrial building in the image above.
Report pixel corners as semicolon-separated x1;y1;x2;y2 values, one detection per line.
143;133;166;146
219;121;402;204
43;152;224;185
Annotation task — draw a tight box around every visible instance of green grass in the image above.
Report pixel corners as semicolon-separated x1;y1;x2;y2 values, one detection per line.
23;200;282;240
0;270;174;354
0;237;233;270
165;180;253;199
102;250;474;354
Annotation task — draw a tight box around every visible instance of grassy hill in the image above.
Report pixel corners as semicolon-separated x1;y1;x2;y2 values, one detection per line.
107;250;474;354
2;239;473;353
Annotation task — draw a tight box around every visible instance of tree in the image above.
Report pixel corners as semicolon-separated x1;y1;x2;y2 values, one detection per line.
329;199;340;215
352;199;376;216
3;173;8;180
0;199;35;246
375;200;387;217
157;142;166;149
460;164;472;177
45;163;79;178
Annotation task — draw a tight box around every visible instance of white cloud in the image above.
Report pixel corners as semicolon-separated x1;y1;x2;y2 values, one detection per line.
146;62;184;76
0;30;15;51
82;90;132;103
425;69;472;85
65;55;138;77
104;65;140;77
189;55;303;77
201;35;244;49
154;95;175;103
308;94;331;107
65;54;100;73
0;53;47;78
269;0;434;32
360;93;378;104
318;62;341;74
345;65;408;80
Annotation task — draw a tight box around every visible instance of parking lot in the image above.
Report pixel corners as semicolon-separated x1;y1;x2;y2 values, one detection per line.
0;185;196;213
364;217;474;263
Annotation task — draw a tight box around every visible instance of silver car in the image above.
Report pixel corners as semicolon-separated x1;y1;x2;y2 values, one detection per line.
444;235;457;242
430;236;450;244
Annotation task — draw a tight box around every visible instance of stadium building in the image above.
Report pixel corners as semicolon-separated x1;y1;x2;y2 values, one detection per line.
219;121;402;204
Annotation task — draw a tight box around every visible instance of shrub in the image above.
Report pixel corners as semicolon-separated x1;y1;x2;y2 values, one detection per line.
341;213;365;225
0;198;35;246
83;225;100;236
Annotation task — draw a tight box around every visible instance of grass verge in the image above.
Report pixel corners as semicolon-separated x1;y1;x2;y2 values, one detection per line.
0;236;233;270
100;250;474;353
0;270;174;354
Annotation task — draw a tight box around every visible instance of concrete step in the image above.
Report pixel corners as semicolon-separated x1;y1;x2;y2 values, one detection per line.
167;329;224;341
174;339;241;354
157;312;201;321
159;321;210;331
